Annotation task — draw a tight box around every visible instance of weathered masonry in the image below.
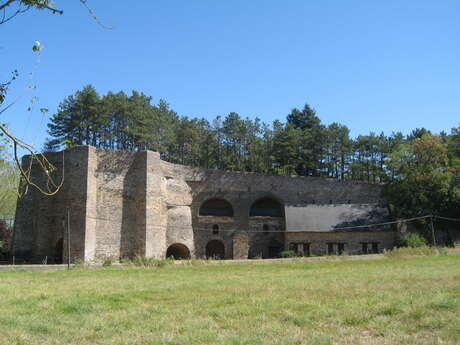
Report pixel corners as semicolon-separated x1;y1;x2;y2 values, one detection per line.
12;146;396;263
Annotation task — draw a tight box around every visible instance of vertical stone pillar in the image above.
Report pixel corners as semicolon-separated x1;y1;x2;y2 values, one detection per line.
83;146;98;262
143;151;167;258
233;232;249;259
61;146;97;263
296;243;304;256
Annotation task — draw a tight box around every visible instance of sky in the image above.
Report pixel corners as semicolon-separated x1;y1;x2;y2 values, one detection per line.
1;0;459;150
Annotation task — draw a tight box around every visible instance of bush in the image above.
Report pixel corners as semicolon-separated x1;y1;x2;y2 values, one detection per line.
398;234;428;248
131;256;174;268
384;246;448;258
119;257;132;264
102;257;113;267
73;258;86;269
280;250;297;258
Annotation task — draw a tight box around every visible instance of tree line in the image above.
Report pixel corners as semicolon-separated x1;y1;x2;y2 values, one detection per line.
45;85;460;221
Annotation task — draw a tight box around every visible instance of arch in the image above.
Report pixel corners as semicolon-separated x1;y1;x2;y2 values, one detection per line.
199;198;233;217
166;243;191;260
250;197;283;217
206;240;225;259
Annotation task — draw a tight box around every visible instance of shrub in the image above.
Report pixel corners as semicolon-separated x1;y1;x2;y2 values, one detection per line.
384;246;448;258
102;257;113;267
132;256;174;268
398;234;428;248
119;257;132;265
280;250;297;258
73;258;85;269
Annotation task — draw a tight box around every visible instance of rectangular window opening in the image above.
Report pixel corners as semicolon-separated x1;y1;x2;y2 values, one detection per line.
372;242;379;254
338;243;345;255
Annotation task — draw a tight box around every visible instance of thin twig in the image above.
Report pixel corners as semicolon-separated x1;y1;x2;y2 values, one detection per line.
79;0;112;29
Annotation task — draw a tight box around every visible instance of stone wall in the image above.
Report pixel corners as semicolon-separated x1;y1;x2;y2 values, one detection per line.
12;146;95;263
286;230;396;255
13;146;394;262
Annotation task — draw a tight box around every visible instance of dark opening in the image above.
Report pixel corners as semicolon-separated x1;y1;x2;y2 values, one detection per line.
268;246;282;258
290;243;310;256
212;224;219;235
206;240;225;259
338;243;345;255
166;243;191;260
327;243;334;255
248;246;263;259
263;224;269;235
362;242;369;254
250;198;283;217
372;242;379;254
54;238;63;264
199;199;233;217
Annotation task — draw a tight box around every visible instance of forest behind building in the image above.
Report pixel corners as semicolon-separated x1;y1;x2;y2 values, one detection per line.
41;85;460;222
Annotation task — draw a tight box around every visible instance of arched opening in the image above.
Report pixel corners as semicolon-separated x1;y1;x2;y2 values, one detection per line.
212;224;219;235
166;243;191;260
206;240;225;259
199;198;233;217
54;238;63;264
250;197;283;217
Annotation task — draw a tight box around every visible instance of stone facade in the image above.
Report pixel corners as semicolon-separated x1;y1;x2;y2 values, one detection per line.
12;146;396;263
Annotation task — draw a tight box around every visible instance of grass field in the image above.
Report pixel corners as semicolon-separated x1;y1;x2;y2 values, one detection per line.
0;255;459;345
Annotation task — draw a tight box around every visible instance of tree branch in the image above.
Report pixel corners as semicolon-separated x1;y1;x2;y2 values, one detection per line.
0;0;17;11
1;123;65;196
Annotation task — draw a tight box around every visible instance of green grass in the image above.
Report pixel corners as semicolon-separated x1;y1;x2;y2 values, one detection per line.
0;255;459;345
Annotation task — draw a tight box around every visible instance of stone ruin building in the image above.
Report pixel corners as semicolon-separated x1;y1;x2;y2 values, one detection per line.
12;146;396;263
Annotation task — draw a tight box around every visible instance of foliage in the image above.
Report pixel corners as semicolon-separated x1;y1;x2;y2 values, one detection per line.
0;220;13;254
129;256;174;268
72;258;86;269
384;246;448;258
0;147;19;219
43;86;425;179
397;233;428;248
384;133;460;223
102;257;112;267
280;250;297;258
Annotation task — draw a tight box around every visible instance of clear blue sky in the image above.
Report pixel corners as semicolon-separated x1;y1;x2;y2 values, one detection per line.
1;0;459;150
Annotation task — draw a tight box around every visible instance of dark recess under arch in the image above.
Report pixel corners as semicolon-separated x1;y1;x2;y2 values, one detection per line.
166;243;191;260
199;198;233;217
250;197;283;217
206;240;225;259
